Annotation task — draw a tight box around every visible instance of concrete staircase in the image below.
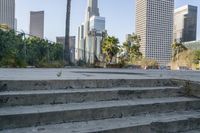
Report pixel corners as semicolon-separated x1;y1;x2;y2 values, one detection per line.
0;79;200;133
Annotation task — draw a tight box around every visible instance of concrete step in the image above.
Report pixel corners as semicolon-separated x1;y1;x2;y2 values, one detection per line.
0;86;183;107
181;129;200;133
0;97;200;130
0;79;180;91
1;110;200;133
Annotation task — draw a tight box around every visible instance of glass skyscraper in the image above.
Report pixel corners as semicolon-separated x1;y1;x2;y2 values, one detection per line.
174;5;198;42
76;0;106;63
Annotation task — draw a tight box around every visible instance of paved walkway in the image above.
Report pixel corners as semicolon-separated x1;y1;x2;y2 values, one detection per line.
0;68;199;82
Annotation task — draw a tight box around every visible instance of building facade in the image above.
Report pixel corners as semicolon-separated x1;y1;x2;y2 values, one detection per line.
14;18;17;31
136;0;174;65
29;11;44;38
183;40;200;50
86;16;105;62
76;0;106;64
84;0;99;38
174;5;198;42
77;24;85;61
56;36;76;63
0;0;15;29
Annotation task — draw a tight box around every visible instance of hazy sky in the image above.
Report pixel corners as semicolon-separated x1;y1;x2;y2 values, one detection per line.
16;0;200;42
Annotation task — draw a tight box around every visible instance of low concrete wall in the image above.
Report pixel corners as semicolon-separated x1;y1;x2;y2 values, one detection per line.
184;81;200;98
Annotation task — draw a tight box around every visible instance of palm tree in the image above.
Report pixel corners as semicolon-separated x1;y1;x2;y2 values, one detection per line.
101;36;120;63
0;24;11;31
172;39;187;61
64;0;72;65
122;33;142;63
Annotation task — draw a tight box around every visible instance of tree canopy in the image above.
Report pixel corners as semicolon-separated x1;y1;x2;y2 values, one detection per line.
101;36;120;63
0;29;63;68
172;40;187;61
121;33;142;64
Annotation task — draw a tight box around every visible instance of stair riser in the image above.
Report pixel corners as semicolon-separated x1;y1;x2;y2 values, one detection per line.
90;118;200;133
0;88;183;107
0;79;179;91
1;100;200;130
96;125;151;133
151;118;200;133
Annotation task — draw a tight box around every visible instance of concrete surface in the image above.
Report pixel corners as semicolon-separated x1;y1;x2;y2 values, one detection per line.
0;78;178;91
0;87;183;107
1;110;200;133
0;97;200;130
1;68;200;132
182;129;200;133
0;68;199;82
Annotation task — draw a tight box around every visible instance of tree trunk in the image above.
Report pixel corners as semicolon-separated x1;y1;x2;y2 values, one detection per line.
64;0;71;65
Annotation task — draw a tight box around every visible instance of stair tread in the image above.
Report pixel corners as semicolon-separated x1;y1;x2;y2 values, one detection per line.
1;110;200;133
0;97;198;116
0;86;181;95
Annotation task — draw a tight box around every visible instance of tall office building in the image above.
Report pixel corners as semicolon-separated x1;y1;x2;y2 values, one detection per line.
87;16;105;62
136;0;174;65
84;0;99;37
0;0;15;29
77;24;85;60
76;0;106;63
14;18;17;31
29;11;44;38
56;36;76;63
89;16;105;32
174;5;198;42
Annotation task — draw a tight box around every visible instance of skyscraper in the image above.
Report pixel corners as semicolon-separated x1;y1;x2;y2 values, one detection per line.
84;0;100;37
29;11;44;38
89;16;105;32
76;0;106;63
136;0;174;65
14;18;17;31
77;24;85;60
0;0;15;29
88;16;105;61
56;36;76;63
174;5;198;42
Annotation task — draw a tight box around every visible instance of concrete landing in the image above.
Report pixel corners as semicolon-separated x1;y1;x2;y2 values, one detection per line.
0;68;200;82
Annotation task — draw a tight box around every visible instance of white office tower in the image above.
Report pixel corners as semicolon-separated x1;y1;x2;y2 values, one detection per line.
85;16;105;63
14;18;17;31
85;0;105;64
84;0;99;37
0;0;15;29
84;0;101;63
136;0;174;66
29;11;44;39
76;24;85;60
90;16;105;32
76;0;106;63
